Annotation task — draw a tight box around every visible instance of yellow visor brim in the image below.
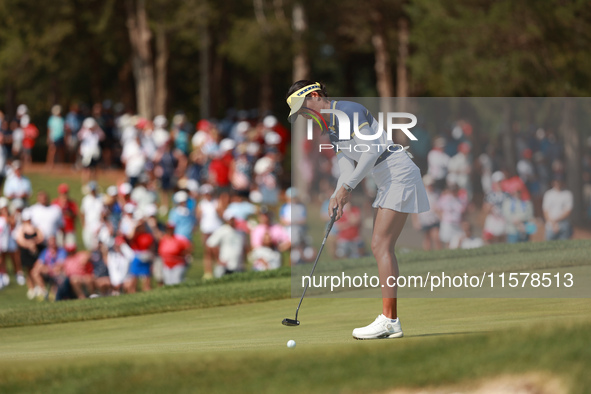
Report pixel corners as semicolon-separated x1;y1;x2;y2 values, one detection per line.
287;97;305;122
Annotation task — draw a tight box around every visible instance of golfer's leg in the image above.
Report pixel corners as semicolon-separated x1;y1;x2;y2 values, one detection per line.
372;208;408;319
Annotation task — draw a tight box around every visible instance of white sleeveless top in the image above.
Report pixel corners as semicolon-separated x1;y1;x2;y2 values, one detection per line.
199;199;223;234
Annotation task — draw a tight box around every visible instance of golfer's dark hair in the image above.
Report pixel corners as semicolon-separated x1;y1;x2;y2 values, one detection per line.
286;80;328;99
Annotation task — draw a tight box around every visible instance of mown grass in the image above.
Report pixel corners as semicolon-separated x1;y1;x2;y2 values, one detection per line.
0;317;589;393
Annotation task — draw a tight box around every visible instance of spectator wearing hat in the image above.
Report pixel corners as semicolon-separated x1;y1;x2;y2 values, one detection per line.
14;208;45;299
280;187;308;263
3;161;32;202
118;182;133;207
197;184;223;280
124;216;155;293
78;117;105;183
171;113;191;157
427;137;450;192
153;139;186;208
436;183;468;248
152;115;170;149
20;115;39;165
106;236;134;295
208;138;233;189
104;185;122;232
158;223;191;285
184;179;200;214
130;173;158;212
58;242;94;300
46;105;65;168
65;103;82;163
168;191;196;241
121;132;147;187
543;178;573;240
119;203;137;238
80;181;104;250
482;171;507;244
447;142;472;197
502;187;534;243
0;124;6;189
28;190;63;245
206;210;247;277
334;203;365;259
250;208;290;270
90;238;111;296
0;197;24;287
142;203;166;286
224;190;256;233
11;118;24;160
30;236;67;300
52;184;78;247
412;175;441;251
500;170;531;202
254;150;280;206
517;148;536;192
229;142;253;193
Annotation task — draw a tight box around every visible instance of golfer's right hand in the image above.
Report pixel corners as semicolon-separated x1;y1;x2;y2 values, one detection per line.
328;197;342;221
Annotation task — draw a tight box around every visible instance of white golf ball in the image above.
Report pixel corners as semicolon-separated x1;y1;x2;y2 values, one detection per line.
287;340;296;348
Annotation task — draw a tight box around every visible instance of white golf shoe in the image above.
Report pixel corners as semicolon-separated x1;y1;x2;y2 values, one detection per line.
352;314;403;340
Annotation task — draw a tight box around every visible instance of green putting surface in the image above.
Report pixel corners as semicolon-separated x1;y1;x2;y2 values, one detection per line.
1;240;591;393
1;297;591;393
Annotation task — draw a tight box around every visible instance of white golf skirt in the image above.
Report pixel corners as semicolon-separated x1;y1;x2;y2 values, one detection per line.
371;149;430;214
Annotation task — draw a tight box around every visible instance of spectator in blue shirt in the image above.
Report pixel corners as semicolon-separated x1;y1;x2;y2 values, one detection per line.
46;105;65;168
30;236;67;299
65;103;81;163
3;161;32;202
168;191;196;241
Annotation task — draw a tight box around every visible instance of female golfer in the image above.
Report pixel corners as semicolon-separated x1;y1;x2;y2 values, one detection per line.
286;80;429;339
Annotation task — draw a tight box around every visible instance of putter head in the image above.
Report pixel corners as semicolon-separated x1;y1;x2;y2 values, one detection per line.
282;318;300;327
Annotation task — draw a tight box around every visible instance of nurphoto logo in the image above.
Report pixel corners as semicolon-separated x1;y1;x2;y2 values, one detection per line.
304;109;418;142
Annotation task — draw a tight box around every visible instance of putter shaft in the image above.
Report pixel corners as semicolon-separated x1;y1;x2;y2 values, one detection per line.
291;207;338;324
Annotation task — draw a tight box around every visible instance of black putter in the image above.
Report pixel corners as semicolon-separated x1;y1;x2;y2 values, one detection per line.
282;206;339;327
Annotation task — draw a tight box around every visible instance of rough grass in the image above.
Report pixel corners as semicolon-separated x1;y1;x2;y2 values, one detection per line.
0;268;291;328
3;240;591;327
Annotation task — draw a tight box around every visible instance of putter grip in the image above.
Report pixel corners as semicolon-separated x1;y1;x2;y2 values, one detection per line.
325;206;339;237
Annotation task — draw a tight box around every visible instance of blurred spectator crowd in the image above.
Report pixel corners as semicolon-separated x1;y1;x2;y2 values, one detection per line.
307;119;591;253
0;102;303;300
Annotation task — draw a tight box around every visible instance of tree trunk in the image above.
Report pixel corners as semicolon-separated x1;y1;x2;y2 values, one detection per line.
371;5;395;141
260;69;272;114
154;24;168;116
118;59;135;113
561;98;584;225
90;46;103;103
211;50;224;119
199;22;210;120
396;17;409;101
5;83;16;120
291;2;310;199
371;10;394;99
125;0;154;119
292;2;309;82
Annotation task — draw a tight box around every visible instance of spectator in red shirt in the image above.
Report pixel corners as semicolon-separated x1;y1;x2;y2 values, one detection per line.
501;171;531;201
208;141;234;188
124;218;154;293
335;204;365;259
62;242;94;299
52;183;78;247
158;223;191;285
20;115;39;165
